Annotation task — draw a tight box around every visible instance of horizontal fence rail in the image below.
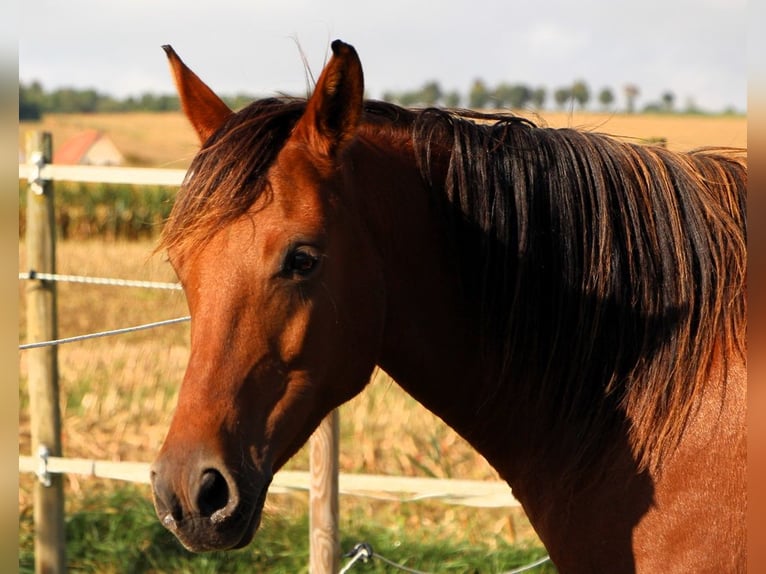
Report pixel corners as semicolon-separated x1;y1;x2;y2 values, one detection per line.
19;456;520;508
20;163;187;186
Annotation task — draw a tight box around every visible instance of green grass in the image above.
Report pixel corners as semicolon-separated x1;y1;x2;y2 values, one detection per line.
18;485;555;573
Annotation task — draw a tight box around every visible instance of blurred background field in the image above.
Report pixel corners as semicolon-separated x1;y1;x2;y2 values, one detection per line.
17;109;745;572
17;110;746;243
20;110;746;170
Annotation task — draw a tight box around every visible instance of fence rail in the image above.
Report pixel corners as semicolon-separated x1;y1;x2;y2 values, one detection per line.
19;163;187;186
19;132;521;574
19;456;519;508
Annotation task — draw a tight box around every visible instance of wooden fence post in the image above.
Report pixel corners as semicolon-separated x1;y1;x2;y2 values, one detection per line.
25;131;66;574
309;409;340;573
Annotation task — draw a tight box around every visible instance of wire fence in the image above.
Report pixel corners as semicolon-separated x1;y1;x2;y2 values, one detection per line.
18;271;189;350
19;271;183;290
19;315;191;350
339;542;550;574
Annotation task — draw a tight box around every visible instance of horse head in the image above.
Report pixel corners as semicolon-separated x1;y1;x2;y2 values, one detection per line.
151;41;386;551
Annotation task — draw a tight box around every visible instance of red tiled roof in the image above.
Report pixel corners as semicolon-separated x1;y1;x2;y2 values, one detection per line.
53;129;103;165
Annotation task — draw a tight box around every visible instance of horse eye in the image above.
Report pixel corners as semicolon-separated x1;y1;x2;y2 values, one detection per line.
284;247;321;278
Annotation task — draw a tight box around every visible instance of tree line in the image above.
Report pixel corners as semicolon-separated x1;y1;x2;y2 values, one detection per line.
19;78;706;120
19;81;254;120
383;80;688;114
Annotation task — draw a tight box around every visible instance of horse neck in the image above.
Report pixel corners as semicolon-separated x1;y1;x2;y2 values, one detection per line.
347;127;530;474
346;124;746;571
347;132;654;570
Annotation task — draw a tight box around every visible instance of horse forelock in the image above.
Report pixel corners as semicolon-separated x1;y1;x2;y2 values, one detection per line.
159;98;308;255
159;98;414;256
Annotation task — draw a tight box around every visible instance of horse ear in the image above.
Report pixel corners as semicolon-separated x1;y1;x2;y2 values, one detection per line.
162;45;233;143
295;40;364;157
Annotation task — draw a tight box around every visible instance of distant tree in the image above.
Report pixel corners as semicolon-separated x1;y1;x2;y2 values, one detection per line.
140;93;168;111
642;102;663;113
598;87;615;110
468;79;491;110
49;88;88;113
95;95;125;113
382;91;406;106
661;91;675;112
684;97;702;114
443;90;461;108
19;98;42;120
492;83;513;109
493;83;532;109
420;81;443;106
554;87;572;109
224;93;256;111
508;84;532;109
80;89;100;113
19;81;45;120
530;87;547;110
624;84;640;113
381;81;445;107
571;80;590;109
398;91;422;107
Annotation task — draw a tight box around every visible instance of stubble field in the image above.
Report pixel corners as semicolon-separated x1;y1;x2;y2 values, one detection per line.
20;109;746;168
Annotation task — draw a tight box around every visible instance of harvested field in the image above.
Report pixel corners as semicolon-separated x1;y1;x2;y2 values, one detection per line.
20;110;746;169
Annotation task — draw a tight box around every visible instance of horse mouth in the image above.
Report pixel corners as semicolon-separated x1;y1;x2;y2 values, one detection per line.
230;482;269;549
160;477;271;552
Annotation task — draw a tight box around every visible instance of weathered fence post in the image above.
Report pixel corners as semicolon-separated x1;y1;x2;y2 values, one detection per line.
25;131;66;574
309;409;340;573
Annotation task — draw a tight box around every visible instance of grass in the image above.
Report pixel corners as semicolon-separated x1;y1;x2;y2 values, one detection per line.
18;239;549;572
18;485;553;574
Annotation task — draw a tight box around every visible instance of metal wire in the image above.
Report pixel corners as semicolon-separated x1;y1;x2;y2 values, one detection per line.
19;316;191;350
339;541;551;574
19;271;182;290
501;555;552;574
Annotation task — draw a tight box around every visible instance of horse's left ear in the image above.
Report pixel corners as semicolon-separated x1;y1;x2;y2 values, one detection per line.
163;45;233;143
295;40;364;157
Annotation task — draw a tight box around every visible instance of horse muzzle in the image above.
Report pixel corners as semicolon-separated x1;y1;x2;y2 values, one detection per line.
150;452;271;552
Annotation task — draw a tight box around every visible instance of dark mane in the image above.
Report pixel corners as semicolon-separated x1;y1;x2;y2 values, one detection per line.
162;98;747;471
410;108;747;471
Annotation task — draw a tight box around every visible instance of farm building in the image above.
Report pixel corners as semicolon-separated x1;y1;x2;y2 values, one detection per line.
53;129;124;166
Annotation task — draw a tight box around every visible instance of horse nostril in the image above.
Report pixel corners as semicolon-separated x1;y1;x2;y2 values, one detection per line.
197;469;230;518
151;469;184;525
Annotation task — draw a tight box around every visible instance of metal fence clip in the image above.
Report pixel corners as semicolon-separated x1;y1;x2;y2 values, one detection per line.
36;444;52;487
28;151;46;195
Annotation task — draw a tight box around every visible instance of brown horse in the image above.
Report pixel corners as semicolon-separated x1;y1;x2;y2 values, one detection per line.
151;41;746;572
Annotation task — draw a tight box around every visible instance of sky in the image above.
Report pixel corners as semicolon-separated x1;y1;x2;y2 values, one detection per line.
17;0;747;113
